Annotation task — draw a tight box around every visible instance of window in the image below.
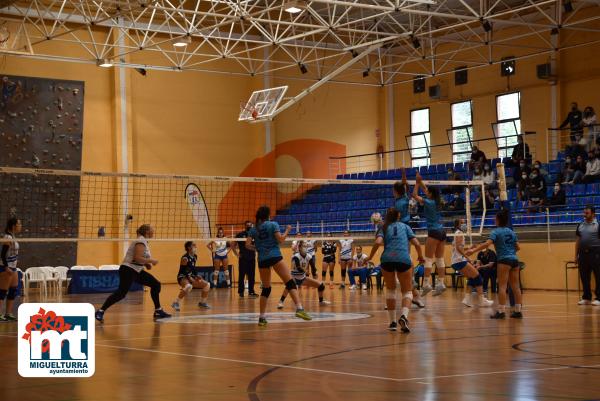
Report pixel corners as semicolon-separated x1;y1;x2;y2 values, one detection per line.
450;100;473;163
409;108;430;167
495;92;521;158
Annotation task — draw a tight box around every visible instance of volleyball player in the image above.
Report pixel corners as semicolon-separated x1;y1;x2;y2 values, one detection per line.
466;209;523;319
451;219;493;308
413;172;447;296
0;217;21;321
305;231;318;279
246;206;312;326
171;241;210;312
338;230;353;289
367;208;424;332
291;232;302;253
393;169;411;224
96;224;171;322
321;232;337;288
277;240;331;309
207;227;231;287
349;245;369;290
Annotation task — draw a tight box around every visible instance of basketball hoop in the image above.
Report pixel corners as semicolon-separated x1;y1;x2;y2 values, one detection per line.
239;100;259;120
238;86;288;122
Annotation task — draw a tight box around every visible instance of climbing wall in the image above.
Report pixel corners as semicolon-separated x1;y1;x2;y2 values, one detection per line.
0;75;84;268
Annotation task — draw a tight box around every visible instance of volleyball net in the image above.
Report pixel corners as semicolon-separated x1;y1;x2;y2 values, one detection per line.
0;166;486;242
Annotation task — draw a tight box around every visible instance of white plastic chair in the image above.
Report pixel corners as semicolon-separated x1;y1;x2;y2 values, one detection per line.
39;267;60;294
99;264;120;271
24;267;48;297
53;266;70;293
71;265;97;270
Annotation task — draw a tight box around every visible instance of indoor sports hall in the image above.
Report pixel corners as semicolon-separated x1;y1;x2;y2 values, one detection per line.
0;0;599;400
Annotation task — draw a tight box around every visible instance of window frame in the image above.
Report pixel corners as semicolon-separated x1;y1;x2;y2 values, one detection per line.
408;107;431;167
448;100;474;163
494;91;521;159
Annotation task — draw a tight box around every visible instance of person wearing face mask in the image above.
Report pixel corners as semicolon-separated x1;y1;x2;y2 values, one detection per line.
233;220;259;298
529;168;546;198
513;159;531;186
562;156;576;184
531;160;548;178
511;135;531;164
469;145;487;170
517;171;530;201
583;151;600;183
446;191;465;214
482;163;497;190
444;167;462;194
472;166;483;181
573;155;587;184
548;183;566;206
583;106;599;146
172;241;211;311
560;101;584;142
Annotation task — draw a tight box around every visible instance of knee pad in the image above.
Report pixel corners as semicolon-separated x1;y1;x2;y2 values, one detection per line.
7;287;17;300
261;286;272;298
0;289;6;299
435;258;446;269
318;283;325;292
402;291;413;301
470;275;483;287
183;283;193;293
285;279;297;291
424;257;433;269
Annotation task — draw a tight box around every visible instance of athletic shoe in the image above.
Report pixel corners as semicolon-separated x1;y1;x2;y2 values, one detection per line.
578;299;592;305
295;309;312;321
510;311;523;319
388;321;397;331
339;283;345;289
432;283;446;296
198;302;211;309
421;284;433;297
362;284;368;290
248;293;259;298
462;295;473;307
479;298;494;307
258;317;268;327
490;311;506;319
319;300;331;306
3;314;17;322
95;310;104;323
153;309;172;320
0;315;6;322
277;301;284;309
412;298;425;308
398;315;410;333
238;293;244;298
171;301;180;312
349;285;357;290
592;300;600;306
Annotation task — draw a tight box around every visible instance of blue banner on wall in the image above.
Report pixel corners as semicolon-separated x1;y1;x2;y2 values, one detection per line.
68;270;143;294
194;266;233;288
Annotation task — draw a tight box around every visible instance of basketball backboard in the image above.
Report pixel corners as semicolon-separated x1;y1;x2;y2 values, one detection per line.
239;86;288;122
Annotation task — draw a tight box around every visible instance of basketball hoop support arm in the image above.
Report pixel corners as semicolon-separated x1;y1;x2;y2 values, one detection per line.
265;43;382;121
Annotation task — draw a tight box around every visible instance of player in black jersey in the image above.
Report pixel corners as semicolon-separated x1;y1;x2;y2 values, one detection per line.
172;241;210;311
321;232;337;288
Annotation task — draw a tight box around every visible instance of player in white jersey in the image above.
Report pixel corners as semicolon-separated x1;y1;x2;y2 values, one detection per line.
96;224;171;322
304;231;318;278
348;245;368;290
291;232;302;253
451;219;493;308
207;227;231;287
337;230;353;289
278;241;331;309
0;218;22;321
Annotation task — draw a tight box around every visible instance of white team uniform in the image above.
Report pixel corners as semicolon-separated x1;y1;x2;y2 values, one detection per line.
291;240;300;253
451;229;467;265
2;233;19;271
339;239;353;261
291;252;312;282
353;253;368;268
304;240;316;259
122;236;151;273
214;240;228;257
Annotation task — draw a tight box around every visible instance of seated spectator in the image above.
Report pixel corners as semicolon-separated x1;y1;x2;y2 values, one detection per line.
527;186;545;213
583;151;600;183
513;159;531;186
572;154;587;184
560;102;583;142
472;166;483;181
476;248;497;294
446;191;465;213
583;106;598;145
444;167;462;194
517;172;530;201
511;135;531;163
529;168;547;199
566;132;589;157
482;163;497;190
561;156;575;184
471;189;495;210
548;183;566;206
469;145;487;170
531;161;548;179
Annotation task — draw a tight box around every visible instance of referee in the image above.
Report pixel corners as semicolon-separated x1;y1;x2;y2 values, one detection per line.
233;221;258;298
575;205;600;306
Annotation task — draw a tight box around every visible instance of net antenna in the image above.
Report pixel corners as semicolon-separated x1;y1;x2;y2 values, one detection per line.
238;86;288;122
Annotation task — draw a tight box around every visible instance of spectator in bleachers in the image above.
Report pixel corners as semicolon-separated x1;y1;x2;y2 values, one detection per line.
560;102;584;142
583;150;600;184
532;161;548;179
566;133;589;160
513;160;531;188
482;163;497;190
572;154;587;184
446;191;465;214
548;183;566;206
517;171;530;201
476;248;497;294
471;189;495;210
469;145;487;170
472;166;483;181
529;168;547;199
583;106;598;145
561;156;576;184
511;135;531;163
444;167;462;194
527;186;545;213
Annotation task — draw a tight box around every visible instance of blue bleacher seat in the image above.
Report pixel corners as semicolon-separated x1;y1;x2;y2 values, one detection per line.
336;174;342;179
357;172;365;179
372;171;380;180
365;172;373;179
428;165;438;174
557;151;565;160
549;162;561;174
343;173;351;179
565;186;573;196
454;163;465;172
419;166;428;174
350;173;358;180
586;183;600;195
574;184;586;196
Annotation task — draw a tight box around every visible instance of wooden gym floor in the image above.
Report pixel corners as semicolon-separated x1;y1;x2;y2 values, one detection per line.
1;285;599;401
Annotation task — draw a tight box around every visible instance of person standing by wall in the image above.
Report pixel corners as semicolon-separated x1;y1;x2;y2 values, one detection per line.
575;205;600;306
233;221;258;298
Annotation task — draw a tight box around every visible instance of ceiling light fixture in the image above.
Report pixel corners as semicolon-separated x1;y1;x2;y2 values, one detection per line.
173;35;192;47
96;59;113;67
284;1;303;14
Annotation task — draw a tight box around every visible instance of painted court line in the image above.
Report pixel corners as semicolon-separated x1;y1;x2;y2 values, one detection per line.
97;343;600;384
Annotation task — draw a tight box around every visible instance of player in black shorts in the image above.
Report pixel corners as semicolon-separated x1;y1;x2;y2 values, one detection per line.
321;232;337;288
172;241;210;311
